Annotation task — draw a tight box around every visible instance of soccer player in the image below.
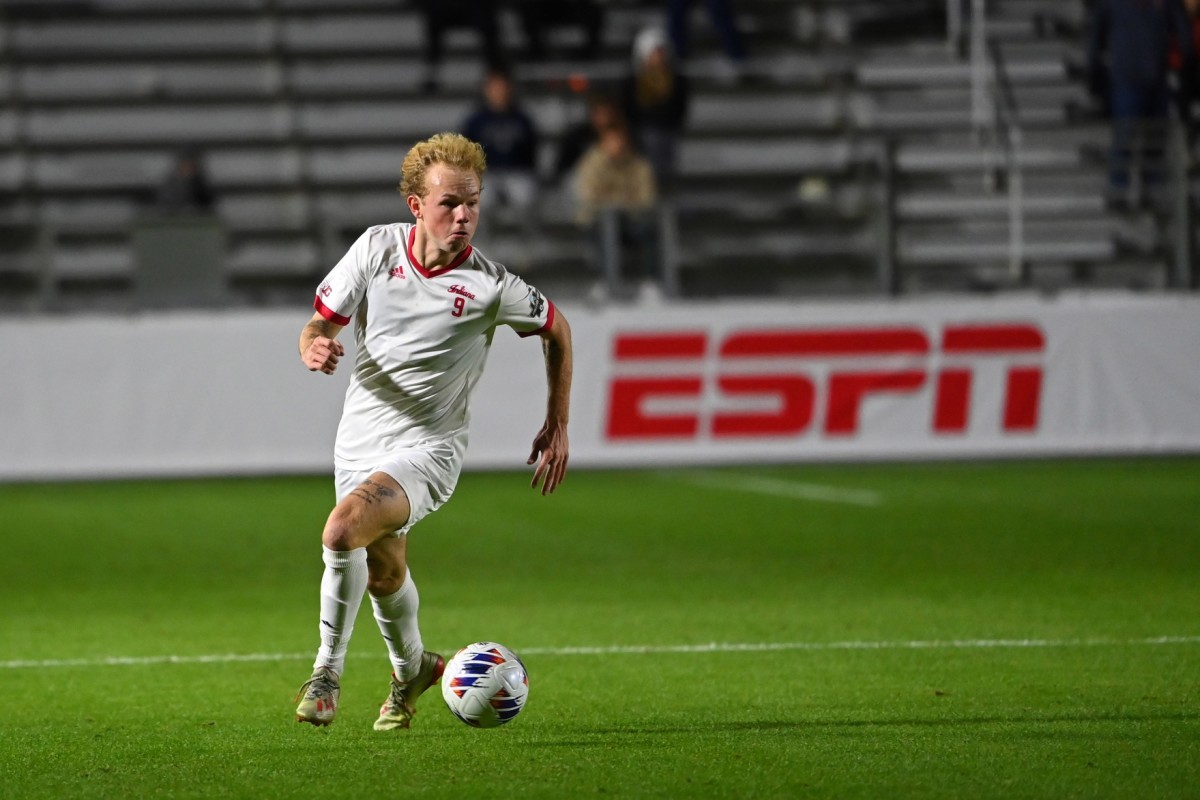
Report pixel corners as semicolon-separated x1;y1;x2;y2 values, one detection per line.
293;132;573;730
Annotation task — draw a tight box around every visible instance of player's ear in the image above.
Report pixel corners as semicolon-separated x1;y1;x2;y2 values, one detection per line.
406;194;422;219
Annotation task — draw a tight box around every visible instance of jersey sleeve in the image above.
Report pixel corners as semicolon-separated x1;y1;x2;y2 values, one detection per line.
496;270;555;338
313;229;372;325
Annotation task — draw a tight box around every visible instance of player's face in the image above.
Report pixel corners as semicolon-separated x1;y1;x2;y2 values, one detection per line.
412;164;482;255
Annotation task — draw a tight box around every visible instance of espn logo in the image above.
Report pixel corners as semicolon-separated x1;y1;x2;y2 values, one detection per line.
605;324;1044;440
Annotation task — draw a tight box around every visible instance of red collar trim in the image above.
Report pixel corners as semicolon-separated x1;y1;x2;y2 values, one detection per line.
407;226;473;278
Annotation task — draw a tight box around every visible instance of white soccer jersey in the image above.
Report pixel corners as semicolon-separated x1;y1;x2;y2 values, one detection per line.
313;222;555;470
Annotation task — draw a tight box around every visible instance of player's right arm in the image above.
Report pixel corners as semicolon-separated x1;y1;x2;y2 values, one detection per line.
299;312;345;374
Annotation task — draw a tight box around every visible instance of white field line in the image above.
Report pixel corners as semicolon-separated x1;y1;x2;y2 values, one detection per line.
3;636;1198;670
662;470;883;507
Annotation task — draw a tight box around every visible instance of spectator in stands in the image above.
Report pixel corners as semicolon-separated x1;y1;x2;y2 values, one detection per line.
513;0;605;62
573;122;661;302
1087;0;1193;207
413;0;501;93
621;27;690;193
155;149;214;215
552;90;624;184
461;65;541;223
665;0;748;69
1172;0;1200;152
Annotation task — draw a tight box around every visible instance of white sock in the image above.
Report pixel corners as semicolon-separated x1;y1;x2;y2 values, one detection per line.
313;546;368;677
371;569;424;682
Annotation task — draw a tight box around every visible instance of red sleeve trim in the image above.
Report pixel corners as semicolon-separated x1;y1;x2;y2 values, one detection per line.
518;300;556;338
314;296;351;326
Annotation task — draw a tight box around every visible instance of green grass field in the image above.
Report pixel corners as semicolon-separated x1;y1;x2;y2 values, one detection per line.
2;459;1198;799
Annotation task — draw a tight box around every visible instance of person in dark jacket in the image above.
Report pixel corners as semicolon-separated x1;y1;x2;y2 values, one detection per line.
1088;0;1194;204
461;66;541;220
155;149;214;215
1172;0;1200;148
553;91;624;184
621;27;690;194
666;0;748;65
413;0;500;93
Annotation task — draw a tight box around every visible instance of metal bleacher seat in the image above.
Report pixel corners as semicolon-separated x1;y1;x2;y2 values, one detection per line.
9;17;273;58
18;62;281;102
287;57;484;96
32;150;168;191
894;136;1083;173
681;137;856;178
40;196;140;228
306;147;406;187
898;174;1106;220
206;149;303;189
279;11;425;54
217;192;311;232
95;0;268;9
688;92;843;134
50;240;132;284
295;99;462;142
226;238;320;282
26;104;292;146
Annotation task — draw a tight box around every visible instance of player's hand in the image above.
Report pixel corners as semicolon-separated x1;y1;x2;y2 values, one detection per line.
527;422;569;496
302;336;345;374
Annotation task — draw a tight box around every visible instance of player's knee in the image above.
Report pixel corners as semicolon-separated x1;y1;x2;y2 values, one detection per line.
321;506;367;551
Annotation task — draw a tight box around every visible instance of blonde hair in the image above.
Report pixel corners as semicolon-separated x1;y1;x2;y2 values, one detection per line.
398;132;487;197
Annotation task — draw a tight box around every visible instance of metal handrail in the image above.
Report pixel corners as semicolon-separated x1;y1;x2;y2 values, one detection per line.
968;0;990;132
946;0;964;54
932;0;1027;285
984;37;1025;282
1169;119;1195;289
987;38;1019;129
0;9;56;311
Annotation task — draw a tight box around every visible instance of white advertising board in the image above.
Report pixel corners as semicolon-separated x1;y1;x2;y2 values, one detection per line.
2;292;1199;481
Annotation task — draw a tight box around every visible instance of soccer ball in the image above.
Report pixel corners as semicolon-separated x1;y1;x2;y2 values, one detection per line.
441;641;529;728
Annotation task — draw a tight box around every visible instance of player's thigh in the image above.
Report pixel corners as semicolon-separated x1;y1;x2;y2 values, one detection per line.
323;471;413;550
373;441;464;535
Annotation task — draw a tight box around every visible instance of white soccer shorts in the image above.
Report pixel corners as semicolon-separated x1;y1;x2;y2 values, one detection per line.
334;439;464;536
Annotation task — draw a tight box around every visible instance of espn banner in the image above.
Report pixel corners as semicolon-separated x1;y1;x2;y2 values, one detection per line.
465;292;1200;468
2;293;1199;480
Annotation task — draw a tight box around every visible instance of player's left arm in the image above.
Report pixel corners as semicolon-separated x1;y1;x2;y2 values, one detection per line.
527;309;573;495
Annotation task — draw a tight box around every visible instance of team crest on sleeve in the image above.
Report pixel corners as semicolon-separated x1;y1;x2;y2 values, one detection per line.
319;282;333;297
527;288;546;319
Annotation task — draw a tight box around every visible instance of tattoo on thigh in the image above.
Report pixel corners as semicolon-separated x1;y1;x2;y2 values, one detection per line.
350;479;397;505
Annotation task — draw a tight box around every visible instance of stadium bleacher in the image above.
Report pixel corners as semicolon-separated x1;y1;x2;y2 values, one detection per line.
0;0;1193;311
